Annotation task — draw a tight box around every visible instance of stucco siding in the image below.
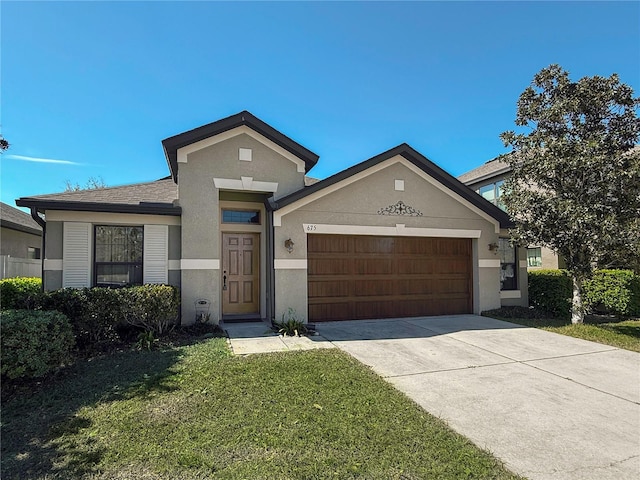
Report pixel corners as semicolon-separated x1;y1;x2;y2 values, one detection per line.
168;225;181;260
46;221;64;259
185;133;305;200
44;270;63;291
274;160;505;322
1;227;42;258
181;269;220;325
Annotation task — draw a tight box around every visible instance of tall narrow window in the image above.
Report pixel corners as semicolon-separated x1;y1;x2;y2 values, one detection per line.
499;238;517;290
94;226;143;287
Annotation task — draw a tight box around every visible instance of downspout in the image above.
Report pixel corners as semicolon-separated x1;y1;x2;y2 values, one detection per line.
29;207;46;290
264;197;277;325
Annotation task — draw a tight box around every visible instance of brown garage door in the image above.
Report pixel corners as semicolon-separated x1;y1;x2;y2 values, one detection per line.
307;235;472;321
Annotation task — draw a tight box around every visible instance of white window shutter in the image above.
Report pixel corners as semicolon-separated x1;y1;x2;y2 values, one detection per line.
63;222;91;288
144;225;168;284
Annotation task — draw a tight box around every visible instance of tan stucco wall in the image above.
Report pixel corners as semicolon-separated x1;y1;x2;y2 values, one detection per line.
274;158;508;322
185;133;306;200
177;132;304;323
1;227;42;258
527;246;565;270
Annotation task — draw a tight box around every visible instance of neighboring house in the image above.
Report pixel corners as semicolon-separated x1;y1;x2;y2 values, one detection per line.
17;111;528;324
0;202;43;279
458;158;566;271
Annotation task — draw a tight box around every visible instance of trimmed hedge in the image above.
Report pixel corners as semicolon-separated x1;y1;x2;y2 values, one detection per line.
529;269;640;318
0;277;42;310
528;269;572;318
583;270;640;317
43;288;121;348
43;285;180;348
121;284;180;335
1;309;75;379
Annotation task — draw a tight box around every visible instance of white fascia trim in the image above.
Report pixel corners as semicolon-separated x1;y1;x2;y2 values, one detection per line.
274;259;308;269
478;259;501;268
44;259;63;270
181;259;220;270
501;290;522;299
213;176;278;193
168;260;181;270
274;156;501;232
302;223;481;238
177;125;306;173
46;210;181;225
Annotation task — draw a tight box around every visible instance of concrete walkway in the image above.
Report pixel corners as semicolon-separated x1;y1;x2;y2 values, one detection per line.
223;321;333;355
316;315;640;480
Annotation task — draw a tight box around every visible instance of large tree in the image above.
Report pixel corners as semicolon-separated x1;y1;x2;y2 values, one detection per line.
500;64;640;324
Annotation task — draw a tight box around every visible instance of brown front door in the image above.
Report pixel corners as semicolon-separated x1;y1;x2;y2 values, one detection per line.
307;235;473;321
222;233;260;315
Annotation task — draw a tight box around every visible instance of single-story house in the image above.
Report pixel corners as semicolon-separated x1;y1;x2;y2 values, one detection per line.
457;158;566;270
17;111;528;324
0;202;43;279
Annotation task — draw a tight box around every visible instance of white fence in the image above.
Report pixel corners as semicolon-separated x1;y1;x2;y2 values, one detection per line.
0;256;41;279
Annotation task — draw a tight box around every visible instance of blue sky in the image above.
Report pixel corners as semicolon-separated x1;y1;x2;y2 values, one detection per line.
2;1;639;209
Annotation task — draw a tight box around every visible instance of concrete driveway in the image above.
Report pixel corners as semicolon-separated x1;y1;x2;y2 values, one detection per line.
316;315;640;480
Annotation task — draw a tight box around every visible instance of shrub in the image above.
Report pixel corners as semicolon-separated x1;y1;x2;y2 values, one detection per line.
528;270;572;318
1;309;75;379
0;277;42;310
583;270;640;317
42;287;122;348
120;285;179;335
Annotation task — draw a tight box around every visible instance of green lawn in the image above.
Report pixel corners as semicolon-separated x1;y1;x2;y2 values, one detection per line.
484;314;640;352
2;339;521;480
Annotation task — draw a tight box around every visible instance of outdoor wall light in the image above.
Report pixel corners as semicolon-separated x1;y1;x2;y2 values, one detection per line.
488;242;499;253
284;238;295;253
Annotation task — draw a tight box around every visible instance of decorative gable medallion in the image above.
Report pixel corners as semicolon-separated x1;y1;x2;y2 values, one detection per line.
378;200;423;217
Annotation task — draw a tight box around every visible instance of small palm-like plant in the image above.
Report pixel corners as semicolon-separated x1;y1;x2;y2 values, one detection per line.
275;308;308;337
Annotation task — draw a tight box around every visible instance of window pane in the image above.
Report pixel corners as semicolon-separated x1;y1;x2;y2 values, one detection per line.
479;184;495;202
499;238;515;263
96;264;143;287
222;210;260;224
527;247;542;267
499;238;517;290
94;225;144;286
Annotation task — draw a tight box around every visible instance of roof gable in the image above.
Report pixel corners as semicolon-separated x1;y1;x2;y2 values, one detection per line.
162;111;319;182
0;202;43;236
272;144;512;228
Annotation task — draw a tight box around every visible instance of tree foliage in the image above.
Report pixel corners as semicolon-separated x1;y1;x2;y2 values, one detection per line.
64;176;107;192
0;134;9;152
500;64;640;323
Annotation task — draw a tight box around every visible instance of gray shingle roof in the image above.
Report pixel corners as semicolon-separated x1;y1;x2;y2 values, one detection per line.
1;202;43;235
457;158;511;185
16;178;180;215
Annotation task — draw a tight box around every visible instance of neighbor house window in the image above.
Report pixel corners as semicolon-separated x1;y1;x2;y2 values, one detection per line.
27;247;41;260
222;209;260;224
527;247;542;267
499;238;517;290
94;226;143;287
477;180;505;210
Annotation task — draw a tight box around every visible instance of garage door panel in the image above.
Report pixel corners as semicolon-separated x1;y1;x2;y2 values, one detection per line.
308;258;352;275
308;235;472;322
